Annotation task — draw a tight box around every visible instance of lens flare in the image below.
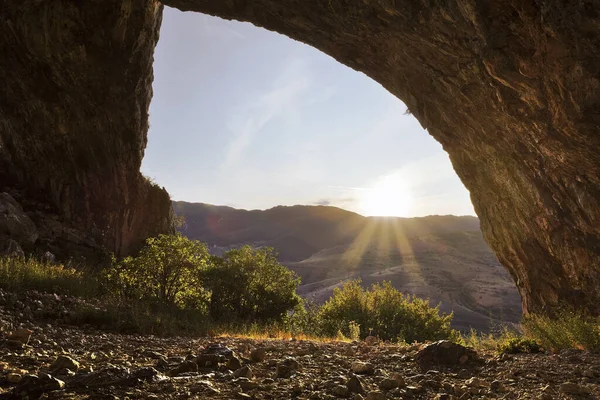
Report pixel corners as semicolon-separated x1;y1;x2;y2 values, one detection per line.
360;172;413;217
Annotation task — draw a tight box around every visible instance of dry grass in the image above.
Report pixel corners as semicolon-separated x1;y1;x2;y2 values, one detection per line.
0;257;100;297
523;311;600;352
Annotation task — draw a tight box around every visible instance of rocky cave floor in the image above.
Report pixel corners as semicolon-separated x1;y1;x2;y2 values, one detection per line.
0;291;599;399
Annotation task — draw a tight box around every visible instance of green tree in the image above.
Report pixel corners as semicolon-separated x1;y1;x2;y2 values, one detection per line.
205;246;301;323
108;233;210;307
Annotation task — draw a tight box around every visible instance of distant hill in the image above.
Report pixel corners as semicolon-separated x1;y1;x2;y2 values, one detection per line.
174;201;521;332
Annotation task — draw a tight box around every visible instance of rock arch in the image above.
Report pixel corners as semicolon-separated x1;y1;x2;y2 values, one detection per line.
1;1;599;315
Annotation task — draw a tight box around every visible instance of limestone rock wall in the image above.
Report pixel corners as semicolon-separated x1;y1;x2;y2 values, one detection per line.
0;0;173;256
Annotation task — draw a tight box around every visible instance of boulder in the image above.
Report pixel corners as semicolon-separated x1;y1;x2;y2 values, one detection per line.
0;193;37;245
1;239;24;259
415;341;478;369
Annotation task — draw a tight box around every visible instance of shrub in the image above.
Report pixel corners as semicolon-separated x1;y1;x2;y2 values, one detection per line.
205;246;301;323
316;280;457;342
105;233;210;307
497;337;542;354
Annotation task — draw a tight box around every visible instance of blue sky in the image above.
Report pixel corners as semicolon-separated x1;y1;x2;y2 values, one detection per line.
141;7;475;217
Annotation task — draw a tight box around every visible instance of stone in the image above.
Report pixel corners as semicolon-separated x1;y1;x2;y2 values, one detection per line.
10;374;64;398
379;378;398;391
1;239;24;259
333;384;351;398
68;365;132;388
190;380;220;395
416;341;477;369
559;382;590;395
582;369;596;378
233;365;254;379
167;360;198;377
250;348;266;362
7;328;33;345
41;251;56;264
238;379;258;391
346;375;365;394
365;391;386;400
465;377;487;388
391;373;405;388
351;361;375;375
0;193;38;245
276;358;299;378
51;355;80;372
435;395;456;400
227;355;243;370
197;343;235;368
6;373;22;383
490;380;507;393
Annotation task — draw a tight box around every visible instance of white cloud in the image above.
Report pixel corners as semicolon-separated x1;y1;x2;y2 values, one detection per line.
221;57;311;170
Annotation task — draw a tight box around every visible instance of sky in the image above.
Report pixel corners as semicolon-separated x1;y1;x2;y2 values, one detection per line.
141;7;476;218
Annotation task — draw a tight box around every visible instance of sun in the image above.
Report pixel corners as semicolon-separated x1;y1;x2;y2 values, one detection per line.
360;173;413;217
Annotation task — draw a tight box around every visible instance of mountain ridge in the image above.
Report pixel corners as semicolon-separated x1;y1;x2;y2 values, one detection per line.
174;201;521;332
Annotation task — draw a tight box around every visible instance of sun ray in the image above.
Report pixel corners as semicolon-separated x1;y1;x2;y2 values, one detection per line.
342;218;379;273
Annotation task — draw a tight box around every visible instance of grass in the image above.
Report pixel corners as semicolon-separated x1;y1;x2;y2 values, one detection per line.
523;310;600;352
0;257;101;298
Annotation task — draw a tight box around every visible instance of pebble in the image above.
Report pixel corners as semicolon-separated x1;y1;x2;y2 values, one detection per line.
351;361;375;375
250;348;266;362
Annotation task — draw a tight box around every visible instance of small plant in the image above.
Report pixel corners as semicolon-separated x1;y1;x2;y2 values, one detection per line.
348;321;361;341
497;337;542;354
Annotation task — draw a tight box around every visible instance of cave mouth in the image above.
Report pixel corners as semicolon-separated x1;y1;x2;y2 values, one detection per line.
140;9;523;330
142;8;475;219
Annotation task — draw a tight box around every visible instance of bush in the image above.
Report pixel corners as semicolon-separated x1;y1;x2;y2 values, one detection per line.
205;246;301;323
497;337;542;354
316;280;457;343
105;233;210;307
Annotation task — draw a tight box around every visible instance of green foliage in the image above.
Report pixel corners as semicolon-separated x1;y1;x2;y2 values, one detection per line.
105;233;210;307
0;257;100;297
523;309;600;352
497;337;542;354
347;321;361;341
285;299;324;338
316;280;457;343
205;246;301;323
